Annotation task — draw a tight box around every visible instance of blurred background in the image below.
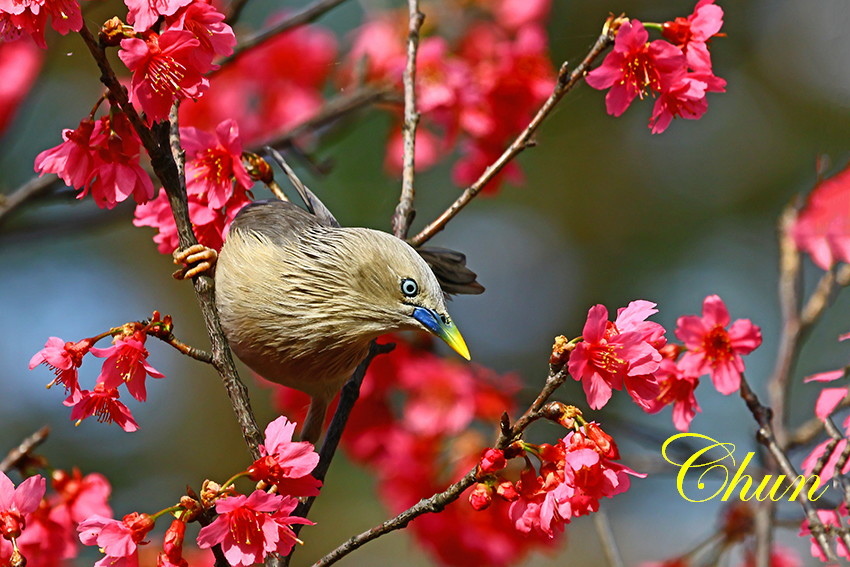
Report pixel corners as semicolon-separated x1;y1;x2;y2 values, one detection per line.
2;0;850;564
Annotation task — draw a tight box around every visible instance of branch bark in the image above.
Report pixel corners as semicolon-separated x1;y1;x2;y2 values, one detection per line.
0;175;59;227
391;0;423;239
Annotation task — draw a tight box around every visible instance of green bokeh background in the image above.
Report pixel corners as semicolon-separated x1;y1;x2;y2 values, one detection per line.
2;0;849;565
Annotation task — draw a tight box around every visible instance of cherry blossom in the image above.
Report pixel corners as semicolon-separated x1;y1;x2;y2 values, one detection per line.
119;30;210;123
68;384;140;432
791;162;850;270
29;336;94;403
78;512;154;566
0;472;46;540
675;295;762;395
247;416;322;497
662;0;725;72
91;333;165;402
125;0;193;33
182;119;252;209
196;491;312;566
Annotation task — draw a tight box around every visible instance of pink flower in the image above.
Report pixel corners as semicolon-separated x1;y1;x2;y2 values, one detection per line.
78;512;154;566
158;518;188;567
90;333;164;402
34;119;97;189
399;355;477;436
183;119;252;209
68;384;140;432
478;448;507;474
133;186;251;254
29;336;93;403
0;38;42;135
675;295;762;395
799;505;850;562
11;498;77;567
0;472;46;540
568;302;662;409
196;491;313;566
247;416;322;497
49;468;112;528
124;0;192;32
645;359;702;431
164;0;235;60
118;30;210;123
791;162;850;270
662;0;725;72
0;0;81;48
804;333;850;420
586;20;686;117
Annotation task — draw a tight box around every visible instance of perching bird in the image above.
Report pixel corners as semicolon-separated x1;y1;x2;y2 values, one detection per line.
209;184;482;444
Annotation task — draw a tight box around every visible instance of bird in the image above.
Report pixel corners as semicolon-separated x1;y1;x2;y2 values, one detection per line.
195;181;482;444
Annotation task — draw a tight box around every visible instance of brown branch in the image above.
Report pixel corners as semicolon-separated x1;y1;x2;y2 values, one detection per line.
390;0;423;239
221;0;351;68
0;175;60;227
788;395;850;449
311;363;569;567
0;427;50;473
738;376;837;562
77;24;263;459
407;27;616;248
151;331;214;364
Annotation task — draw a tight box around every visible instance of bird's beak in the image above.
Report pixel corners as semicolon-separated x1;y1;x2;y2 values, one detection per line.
412;307;471;360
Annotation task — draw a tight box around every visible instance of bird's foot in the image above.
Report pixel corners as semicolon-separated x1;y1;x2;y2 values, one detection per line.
172;244;218;280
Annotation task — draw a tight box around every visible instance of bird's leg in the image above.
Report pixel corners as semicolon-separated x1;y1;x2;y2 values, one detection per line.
172;244;218;280
300;396;330;445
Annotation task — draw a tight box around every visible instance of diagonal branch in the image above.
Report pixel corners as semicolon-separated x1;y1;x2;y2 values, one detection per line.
77;24;263;459
391;0;424;239
0;426;50;473
0;174;60;227
311;363;569;567
408;26;616;248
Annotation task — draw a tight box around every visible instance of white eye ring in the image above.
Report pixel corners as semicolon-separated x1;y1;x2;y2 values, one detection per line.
400;278;419;297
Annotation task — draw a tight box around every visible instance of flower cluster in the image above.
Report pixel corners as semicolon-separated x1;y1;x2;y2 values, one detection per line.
180;21;336;145
134;119;254;254
342;0;555;193
586;0;726;133
0;469;112;567
73;416;319;567
568;296;761;432
34;112;155;210
0;0;82;47
799;504;850;563
29;313;170;431
791;162;850;270
272;337;559;567
118;0;235;123
472;422;642;538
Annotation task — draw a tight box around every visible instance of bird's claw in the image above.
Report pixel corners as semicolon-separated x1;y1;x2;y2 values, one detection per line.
172;244;218;280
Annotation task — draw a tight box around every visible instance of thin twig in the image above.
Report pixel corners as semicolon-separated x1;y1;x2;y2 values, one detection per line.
221;0;351;68
0;175;59;227
77;24;264;458
738;376;836;562
407;27;616;247
594;509;625;567
0;427;50;473
391;0;424;239
311;364;569;567
151;332;214;364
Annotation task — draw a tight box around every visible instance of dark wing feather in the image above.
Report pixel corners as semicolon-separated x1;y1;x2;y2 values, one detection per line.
417;246;485;295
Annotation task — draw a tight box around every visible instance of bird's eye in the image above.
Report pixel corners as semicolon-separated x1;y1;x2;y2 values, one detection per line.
400;278;419;297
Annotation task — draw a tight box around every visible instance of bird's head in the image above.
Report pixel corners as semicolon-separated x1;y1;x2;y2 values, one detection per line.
311;228;470;360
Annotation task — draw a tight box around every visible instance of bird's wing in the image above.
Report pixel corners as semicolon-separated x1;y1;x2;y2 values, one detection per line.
229;200;324;247
417;246;485;295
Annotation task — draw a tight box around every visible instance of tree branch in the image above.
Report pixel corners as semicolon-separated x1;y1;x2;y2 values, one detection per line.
77;24;264;458
407;26;616;248
391;0;423;239
738;376;836;562
0;427;50;473
311;363;569;567
0;174;60;227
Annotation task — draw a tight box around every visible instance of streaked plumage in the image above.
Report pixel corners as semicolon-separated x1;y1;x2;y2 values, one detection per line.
215;197;479;443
